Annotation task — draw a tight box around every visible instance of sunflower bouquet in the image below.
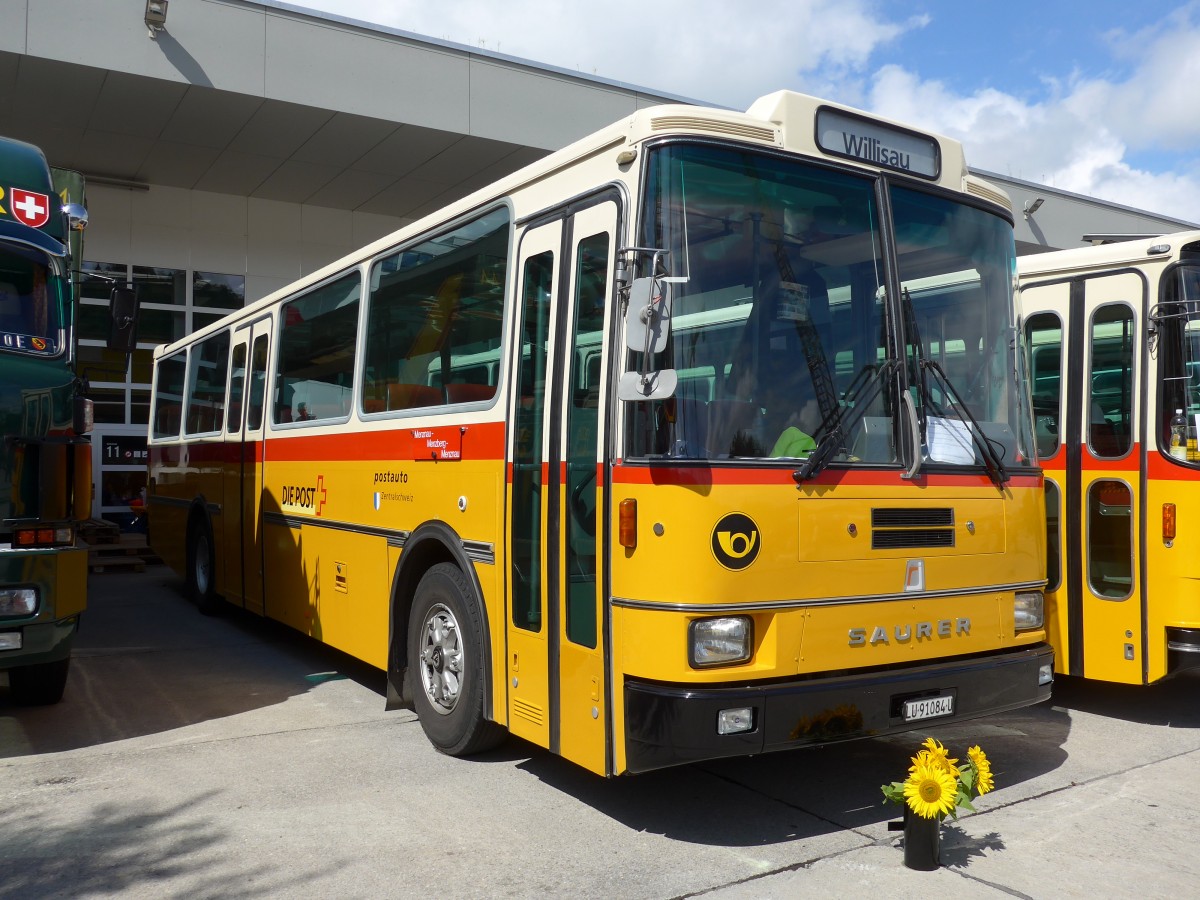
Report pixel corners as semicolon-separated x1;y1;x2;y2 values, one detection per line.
881;737;995;819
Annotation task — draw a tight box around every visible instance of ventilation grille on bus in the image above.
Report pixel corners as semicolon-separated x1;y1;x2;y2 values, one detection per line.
650;115;778;144
965;176;1012;212
512;697;545;727
872;507;955;549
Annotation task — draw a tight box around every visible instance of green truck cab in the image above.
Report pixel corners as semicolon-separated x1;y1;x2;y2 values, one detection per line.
1;136;135;704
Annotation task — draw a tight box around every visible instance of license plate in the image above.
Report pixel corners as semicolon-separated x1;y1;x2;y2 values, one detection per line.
903;694;954;722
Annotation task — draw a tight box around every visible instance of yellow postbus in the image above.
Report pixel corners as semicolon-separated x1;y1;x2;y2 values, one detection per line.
148;90;1052;775
1019;231;1200;684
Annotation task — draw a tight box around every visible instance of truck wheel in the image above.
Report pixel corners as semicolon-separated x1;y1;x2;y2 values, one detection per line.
8;657;70;706
187;520;222;616
407;563;504;756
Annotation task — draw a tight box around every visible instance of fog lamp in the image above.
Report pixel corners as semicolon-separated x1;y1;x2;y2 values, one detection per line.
1014;591;1044;631
0;587;38;618
717;707;754;735
1038;663;1054;686
689;616;752;668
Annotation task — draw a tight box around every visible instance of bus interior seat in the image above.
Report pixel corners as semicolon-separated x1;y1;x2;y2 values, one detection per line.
1089;421;1125;457
388;382;442;411
445;383;495;404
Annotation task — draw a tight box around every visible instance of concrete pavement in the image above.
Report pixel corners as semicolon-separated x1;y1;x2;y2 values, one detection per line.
2;566;1198;898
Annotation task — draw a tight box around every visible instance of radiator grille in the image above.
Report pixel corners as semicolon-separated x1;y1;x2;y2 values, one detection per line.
872;507;955;549
873;528;955;549
872;508;954;527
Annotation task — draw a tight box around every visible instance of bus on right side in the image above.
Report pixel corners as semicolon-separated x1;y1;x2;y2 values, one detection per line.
1018;231;1200;684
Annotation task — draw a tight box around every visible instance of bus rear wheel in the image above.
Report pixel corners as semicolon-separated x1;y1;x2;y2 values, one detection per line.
8;657;70;706
407;563;503;756
187;520;222;616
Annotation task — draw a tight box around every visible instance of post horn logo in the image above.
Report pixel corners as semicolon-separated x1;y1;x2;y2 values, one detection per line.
711;512;760;570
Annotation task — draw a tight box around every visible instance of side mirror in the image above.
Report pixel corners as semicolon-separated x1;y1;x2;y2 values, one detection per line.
107;287;139;354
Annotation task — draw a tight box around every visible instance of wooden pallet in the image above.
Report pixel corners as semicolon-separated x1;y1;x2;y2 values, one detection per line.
85;532;157;572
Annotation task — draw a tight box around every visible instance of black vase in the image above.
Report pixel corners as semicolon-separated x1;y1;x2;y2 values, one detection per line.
902;806;941;870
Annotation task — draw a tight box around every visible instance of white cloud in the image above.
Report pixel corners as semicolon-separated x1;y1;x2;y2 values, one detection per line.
297;0;1200;222
298;0;926;108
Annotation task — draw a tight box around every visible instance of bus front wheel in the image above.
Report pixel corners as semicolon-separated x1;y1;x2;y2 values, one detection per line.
407;562;503;756
187;520;221;616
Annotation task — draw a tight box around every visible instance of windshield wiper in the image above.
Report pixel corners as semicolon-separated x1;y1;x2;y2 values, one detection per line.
793;360;897;483
918;357;1009;488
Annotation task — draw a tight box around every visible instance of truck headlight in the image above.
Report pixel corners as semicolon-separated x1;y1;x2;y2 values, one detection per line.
689;616;752;668
1014;591;1044;631
0;587;38;618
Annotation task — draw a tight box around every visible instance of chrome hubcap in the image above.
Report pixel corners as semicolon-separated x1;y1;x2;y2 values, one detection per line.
418;603;463;715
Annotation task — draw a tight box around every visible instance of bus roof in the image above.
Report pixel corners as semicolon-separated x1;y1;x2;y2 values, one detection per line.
156;89;1000;357
1017;230;1200;278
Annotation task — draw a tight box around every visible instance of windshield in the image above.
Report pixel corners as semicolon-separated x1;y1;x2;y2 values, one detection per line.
626;143;895;463
0;242;64;356
891;186;1033;470
1156;261;1200;460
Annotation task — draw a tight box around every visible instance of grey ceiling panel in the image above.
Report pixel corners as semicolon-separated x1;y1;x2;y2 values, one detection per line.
251;159;342;204
352;125;459;177
5;120;88;170
193;149;282;196
228;99;336;160
89;70;187;139
292;113;400;169
135;141;223;188
77;129;155;180
13;56;106;125
159;86;263;149
356;175;452;218
298;167;396;211
405;136;516;184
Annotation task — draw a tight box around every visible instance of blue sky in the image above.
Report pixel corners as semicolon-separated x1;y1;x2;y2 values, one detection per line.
292;0;1200;222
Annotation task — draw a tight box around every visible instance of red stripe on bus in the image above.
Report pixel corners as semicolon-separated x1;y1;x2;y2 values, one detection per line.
610;465;1042;489
263;421;507;461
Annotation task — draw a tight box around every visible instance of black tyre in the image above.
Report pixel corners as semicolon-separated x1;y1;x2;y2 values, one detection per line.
8;656;70;706
187;518;222;616
407;562;504;756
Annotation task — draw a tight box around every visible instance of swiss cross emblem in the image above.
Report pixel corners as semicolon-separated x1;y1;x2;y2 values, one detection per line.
10;189;50;228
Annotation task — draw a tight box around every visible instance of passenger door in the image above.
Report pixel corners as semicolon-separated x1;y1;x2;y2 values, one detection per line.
1023;273;1146;682
225;317;271;615
506;197;618;774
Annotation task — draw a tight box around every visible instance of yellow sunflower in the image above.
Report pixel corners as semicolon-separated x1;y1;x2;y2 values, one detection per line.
920;736;959;772
903;761;958;819
968;745;994;794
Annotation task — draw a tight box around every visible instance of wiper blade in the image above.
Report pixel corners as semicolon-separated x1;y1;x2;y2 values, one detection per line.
794;360;897;483
920;358;1009;487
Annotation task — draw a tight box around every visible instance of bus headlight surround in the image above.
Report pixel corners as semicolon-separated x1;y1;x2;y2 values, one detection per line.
1014;591;1044;632
689;616;753;668
0;587;38;618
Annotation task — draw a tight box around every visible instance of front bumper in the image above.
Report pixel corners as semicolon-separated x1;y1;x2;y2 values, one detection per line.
624;643;1054;773
0;544;87;671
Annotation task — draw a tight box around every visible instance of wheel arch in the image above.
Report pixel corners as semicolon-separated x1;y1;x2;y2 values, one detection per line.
386;521;495;719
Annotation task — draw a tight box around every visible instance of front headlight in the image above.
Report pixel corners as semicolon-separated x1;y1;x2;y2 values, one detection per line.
1014;591;1044;632
0;587;38;618
689;616;753;668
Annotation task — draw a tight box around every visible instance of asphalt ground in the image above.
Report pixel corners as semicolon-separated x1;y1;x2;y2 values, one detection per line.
2;566;1199;899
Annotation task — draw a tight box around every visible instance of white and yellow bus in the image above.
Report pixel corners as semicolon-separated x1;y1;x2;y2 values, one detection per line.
148;91;1052;775
1019;232;1200;684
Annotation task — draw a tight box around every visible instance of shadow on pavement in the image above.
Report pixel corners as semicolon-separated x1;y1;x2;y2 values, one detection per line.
0;789;338;900
1048;670;1200;727
0;567;386;758
505;695;1073;848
